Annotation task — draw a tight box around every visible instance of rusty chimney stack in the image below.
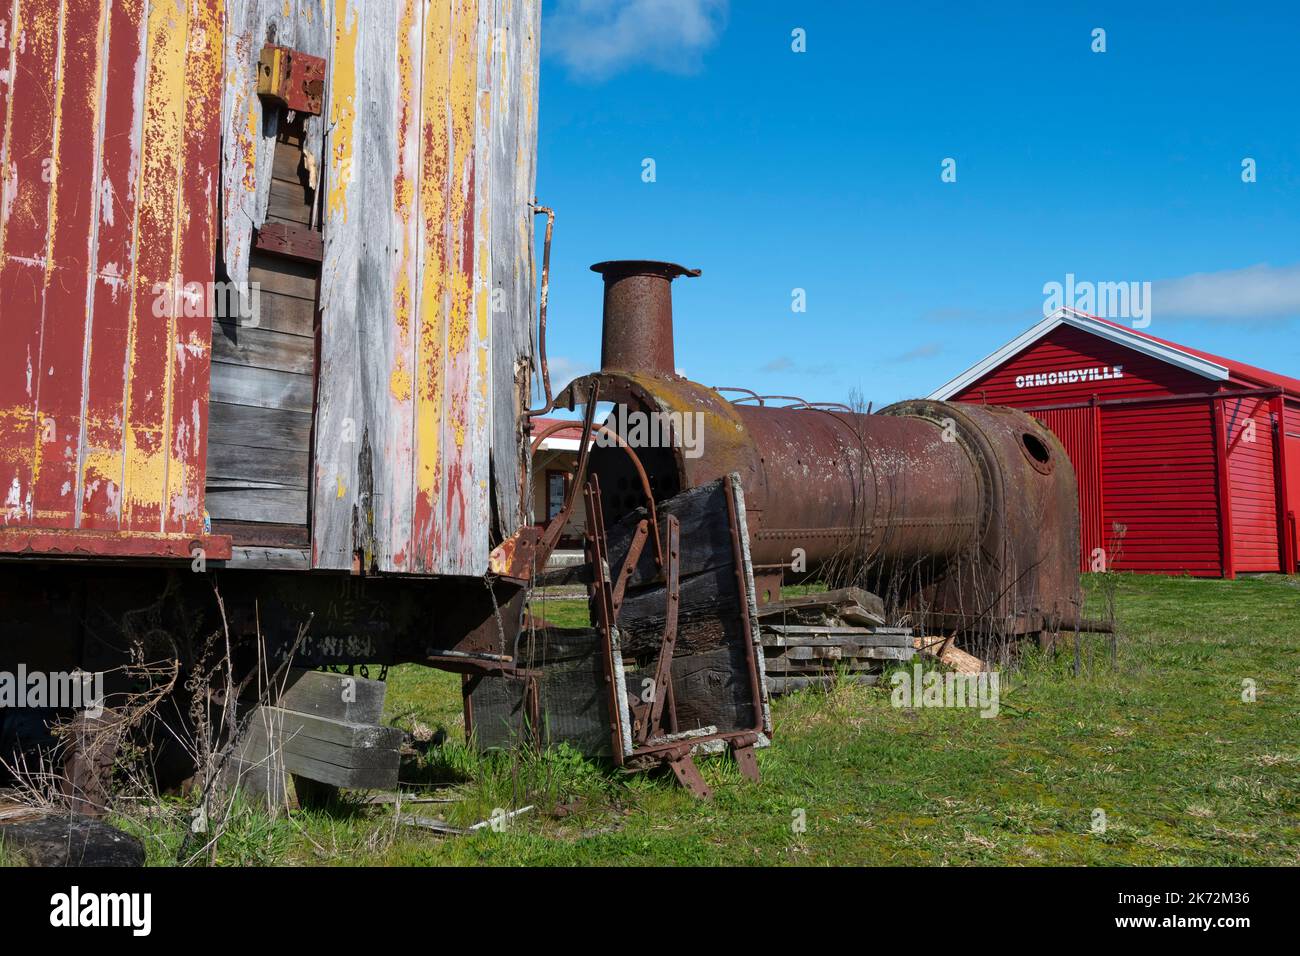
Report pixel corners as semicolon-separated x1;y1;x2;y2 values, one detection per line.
593;260;700;378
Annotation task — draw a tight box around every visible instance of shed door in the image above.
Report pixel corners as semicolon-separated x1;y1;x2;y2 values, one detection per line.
1100;400;1222;576
1223;396;1280;572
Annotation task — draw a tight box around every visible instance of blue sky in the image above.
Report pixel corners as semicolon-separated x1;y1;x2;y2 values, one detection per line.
533;1;1300;406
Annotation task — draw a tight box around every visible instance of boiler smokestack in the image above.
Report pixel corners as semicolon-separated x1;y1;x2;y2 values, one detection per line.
593;260;700;378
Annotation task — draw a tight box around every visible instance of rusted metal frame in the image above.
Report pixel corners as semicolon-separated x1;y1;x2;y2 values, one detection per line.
610;519;649;621
1212;397;1236;579
663;744;712;800
525;204;556;417
714;386;764;405
583;475;627;766
729;732;761;783
723;481;766;737
528;418;665;572
0;529;232;561
639;515;680;744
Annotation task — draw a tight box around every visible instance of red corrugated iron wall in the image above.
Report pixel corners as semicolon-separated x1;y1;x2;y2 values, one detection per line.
1100;400;1223;576
0;0;227;558
1223;395;1280;572
1033;405;1102;571
1286;401;1300;566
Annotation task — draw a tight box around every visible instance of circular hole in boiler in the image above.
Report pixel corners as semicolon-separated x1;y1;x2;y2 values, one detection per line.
1021;432;1051;465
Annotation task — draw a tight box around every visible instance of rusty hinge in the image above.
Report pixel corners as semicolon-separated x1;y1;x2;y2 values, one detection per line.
257;44;326;115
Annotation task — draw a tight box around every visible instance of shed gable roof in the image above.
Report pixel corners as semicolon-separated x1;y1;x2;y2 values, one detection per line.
929;308;1241;400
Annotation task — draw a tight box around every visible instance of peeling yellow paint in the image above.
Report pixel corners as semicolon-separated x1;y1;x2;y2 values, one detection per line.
414;0;452;512
122;0;188;528
390;362;411;401
327;0;358;224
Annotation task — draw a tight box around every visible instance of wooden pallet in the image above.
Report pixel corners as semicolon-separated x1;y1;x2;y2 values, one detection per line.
759;611;916;693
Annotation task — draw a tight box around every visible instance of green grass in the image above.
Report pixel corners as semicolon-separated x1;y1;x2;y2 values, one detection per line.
105;573;1300;865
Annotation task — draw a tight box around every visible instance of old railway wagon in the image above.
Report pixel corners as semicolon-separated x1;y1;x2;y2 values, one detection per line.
0;0;544;673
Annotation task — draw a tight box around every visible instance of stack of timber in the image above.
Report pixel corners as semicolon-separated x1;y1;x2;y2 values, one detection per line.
757;588;916;694
223;670;401;807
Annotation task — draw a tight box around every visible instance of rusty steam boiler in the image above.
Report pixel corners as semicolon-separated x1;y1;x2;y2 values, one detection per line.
550;260;1083;642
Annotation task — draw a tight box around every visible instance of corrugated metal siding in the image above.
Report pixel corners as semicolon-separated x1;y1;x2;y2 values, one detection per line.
1286;400;1300;565
953;324;1218;405
1100;400;1222;576
1223;395;1279;572
0;0;222;540
1034;406;1102;571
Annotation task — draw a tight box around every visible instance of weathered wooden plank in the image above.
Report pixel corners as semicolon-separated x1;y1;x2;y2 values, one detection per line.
273;669;387;724
206;486;308;524
353;0;401;572
243;286;316;335
488;0;541;536
210;362;314;413
249;255;320;300
311;0;365;570
223;545;312;570
207;442;310;488
267;177;313;224
211;519;311;546
209;403;313;451
211;322;315;375
409;0;454;572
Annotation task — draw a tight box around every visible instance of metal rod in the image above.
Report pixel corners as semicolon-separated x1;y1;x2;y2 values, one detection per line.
525;203;555;417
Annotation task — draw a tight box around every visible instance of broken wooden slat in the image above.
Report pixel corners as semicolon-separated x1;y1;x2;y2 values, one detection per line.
914;636;986;674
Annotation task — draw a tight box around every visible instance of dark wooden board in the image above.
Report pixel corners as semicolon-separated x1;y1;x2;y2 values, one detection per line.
207;442;309;488
205;486;308;525
212;321;315;374
209;403;312;452
210;361;314;413
272;669;387;724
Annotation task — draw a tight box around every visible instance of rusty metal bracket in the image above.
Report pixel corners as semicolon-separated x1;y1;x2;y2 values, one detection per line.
610;519;649;621
639;514;680;744
583;474;627;765
257;44;325;115
663;745;713;800
729;732;761;784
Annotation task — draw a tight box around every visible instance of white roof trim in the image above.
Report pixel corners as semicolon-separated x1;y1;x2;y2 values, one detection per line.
537;436;582;452
927;308;1231;400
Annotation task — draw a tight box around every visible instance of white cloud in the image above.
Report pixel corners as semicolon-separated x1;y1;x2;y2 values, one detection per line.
894;341;944;363
544;0;728;81
1154;262;1300;323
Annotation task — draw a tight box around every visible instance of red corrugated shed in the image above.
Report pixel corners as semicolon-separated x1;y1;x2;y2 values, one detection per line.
932;308;1298;577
